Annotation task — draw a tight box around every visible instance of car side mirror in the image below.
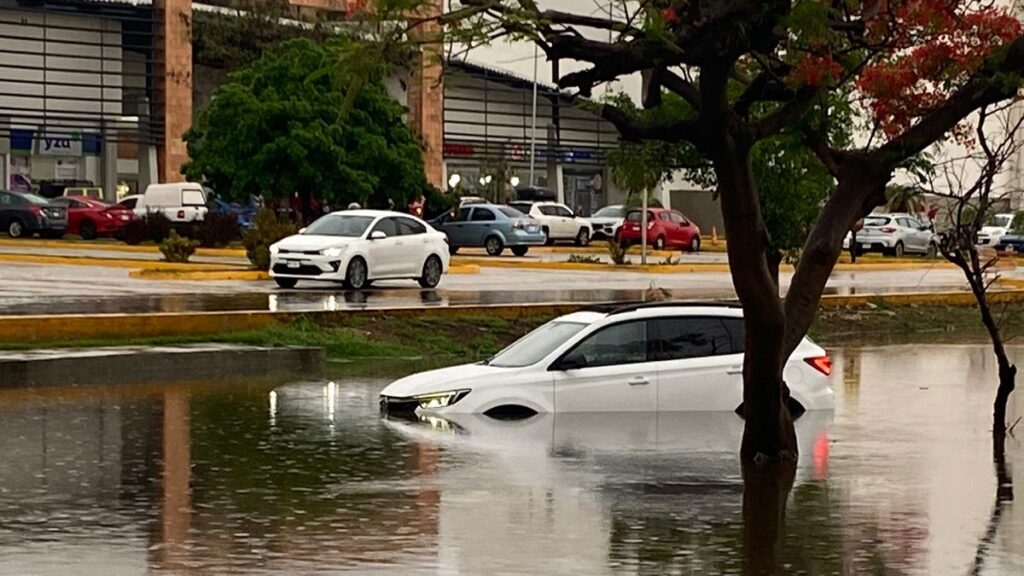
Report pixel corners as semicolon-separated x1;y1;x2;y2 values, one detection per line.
554;355;586;371
299;227;307;234
370;230;387;240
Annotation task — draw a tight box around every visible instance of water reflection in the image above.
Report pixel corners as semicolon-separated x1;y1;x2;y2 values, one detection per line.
0;345;1020;574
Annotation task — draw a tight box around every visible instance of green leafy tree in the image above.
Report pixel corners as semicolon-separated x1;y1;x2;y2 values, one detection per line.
184;38;431;221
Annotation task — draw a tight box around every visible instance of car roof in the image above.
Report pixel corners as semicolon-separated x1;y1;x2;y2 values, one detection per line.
557;303;743;326
326;209;418;219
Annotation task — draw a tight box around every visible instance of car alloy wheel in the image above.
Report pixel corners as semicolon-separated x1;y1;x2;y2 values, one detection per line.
419;255;443;288
893;241;905;258
345;257;368;290
485;235;504;256
654;236;666;251
575;228;590;246
8;219;25;238
690;236;701;253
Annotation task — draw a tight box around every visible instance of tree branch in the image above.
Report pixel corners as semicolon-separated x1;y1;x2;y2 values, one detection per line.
600;104;702;145
754;86;820;139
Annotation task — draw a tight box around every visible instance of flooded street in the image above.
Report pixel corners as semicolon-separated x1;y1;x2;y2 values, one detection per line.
0;344;1021;575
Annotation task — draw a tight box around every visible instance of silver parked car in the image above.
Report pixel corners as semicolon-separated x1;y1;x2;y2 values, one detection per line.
843;213;936;257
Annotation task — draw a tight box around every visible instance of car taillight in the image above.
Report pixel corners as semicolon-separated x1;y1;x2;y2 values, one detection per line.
804;355;832;376
880;226;897;233
177;210;185;219
513;220;525;229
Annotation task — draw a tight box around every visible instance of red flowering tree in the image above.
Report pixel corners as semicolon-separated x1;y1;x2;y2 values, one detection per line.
436;0;1024;462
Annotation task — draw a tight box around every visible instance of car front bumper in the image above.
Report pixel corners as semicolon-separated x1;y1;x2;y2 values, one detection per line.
269;252;349;280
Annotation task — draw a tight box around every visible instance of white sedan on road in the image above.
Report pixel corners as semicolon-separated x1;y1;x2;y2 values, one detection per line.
269;210;450;289
379;304;835;418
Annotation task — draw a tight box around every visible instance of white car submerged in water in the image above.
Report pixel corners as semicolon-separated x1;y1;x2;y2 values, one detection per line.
379;304;835;419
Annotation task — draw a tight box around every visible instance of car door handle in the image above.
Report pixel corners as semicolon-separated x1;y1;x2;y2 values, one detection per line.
726;366;743;375
628;377;650;386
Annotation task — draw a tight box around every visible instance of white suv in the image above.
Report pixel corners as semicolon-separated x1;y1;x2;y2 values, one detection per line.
978;213;1016;247
843;212;936;257
509;201;593;246
379;304;835;418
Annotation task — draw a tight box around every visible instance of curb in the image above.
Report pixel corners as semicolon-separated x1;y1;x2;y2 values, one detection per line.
0;253;238;271
0;237;247;258
454;256;957;273
1;290;1020;345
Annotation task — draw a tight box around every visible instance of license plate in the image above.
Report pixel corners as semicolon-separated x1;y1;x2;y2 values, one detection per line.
861;243;870;249
286;261;300;269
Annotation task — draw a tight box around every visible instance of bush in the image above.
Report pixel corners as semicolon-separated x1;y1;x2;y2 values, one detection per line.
121;212;174;245
566;254;602;264
198;211;240;247
242;208;297;270
159;230;199;263
607;240;628;265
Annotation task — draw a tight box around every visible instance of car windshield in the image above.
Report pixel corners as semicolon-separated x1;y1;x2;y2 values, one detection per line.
486;321;588;368
18;193;51;205
498;206;525;219
625;211;654;222
992;214;1014;228
303;215;374;237
593;206;623;218
864;216;891;227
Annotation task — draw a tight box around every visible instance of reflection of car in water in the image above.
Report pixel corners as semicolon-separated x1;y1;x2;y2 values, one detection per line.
379;303;835;419
383;409;833;573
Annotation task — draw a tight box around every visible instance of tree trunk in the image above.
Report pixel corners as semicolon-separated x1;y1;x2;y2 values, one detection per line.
712;133;797;462
969;278;1017;438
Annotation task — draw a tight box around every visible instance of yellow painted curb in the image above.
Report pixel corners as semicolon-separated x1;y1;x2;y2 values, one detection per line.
449;264;480;275
454;256;956;274
0;253;235;271
0;238;247;258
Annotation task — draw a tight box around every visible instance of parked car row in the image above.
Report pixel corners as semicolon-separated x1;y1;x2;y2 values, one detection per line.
843;213;936;257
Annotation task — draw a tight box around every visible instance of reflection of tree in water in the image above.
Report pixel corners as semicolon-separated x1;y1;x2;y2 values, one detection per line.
604;467;924;575
968;438;1014;576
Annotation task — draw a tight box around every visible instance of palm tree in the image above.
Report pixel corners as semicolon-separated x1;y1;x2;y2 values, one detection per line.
885;185;927;214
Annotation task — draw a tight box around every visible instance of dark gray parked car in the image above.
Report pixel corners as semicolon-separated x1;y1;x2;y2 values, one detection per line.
0;190;68;238
433;204;546;256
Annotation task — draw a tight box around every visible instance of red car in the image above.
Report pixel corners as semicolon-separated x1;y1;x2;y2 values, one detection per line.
619;208;702;252
51;195;134;240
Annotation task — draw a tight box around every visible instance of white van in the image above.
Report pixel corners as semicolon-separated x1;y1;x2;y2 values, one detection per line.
136;182;208;222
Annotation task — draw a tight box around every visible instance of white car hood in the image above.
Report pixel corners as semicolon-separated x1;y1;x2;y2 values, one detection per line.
381;362;521;398
274;234;357;251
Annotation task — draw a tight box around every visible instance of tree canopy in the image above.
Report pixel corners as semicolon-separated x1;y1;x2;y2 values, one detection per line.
183;37;431;211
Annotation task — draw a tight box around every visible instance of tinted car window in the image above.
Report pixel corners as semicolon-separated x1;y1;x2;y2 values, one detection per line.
470;208;496;221
397;217;427;235
670;212;687;224
509;202;532;214
453;208;472;222
539;206;559;216
593;205;623;218
563;320;647;368
625;210;655;222
371;217;400;237
864;216;891;227
499;206;525;219
182;189;206;206
659;212;672;222
119;198;137;209
555;206;573;218
649;317;738;361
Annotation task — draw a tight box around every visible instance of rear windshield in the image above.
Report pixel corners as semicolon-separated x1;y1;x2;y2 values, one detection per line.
864;216;891;227
182;189;206;206
18;193;51;205
625;210;654;222
499;206;525;219
303;215;374;237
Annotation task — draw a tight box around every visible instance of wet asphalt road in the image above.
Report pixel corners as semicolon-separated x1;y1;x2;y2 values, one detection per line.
0;259;971;315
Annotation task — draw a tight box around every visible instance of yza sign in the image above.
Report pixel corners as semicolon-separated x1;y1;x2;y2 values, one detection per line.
36;134;83;157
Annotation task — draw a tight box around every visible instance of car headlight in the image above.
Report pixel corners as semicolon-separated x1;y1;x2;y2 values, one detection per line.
269;245;280;255
321;246;346;257
414;389;470;409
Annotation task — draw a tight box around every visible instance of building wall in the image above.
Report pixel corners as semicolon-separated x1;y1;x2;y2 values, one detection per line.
669;188;724;233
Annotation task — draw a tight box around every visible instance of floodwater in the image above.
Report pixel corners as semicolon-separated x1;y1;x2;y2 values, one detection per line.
0;344;1021;575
